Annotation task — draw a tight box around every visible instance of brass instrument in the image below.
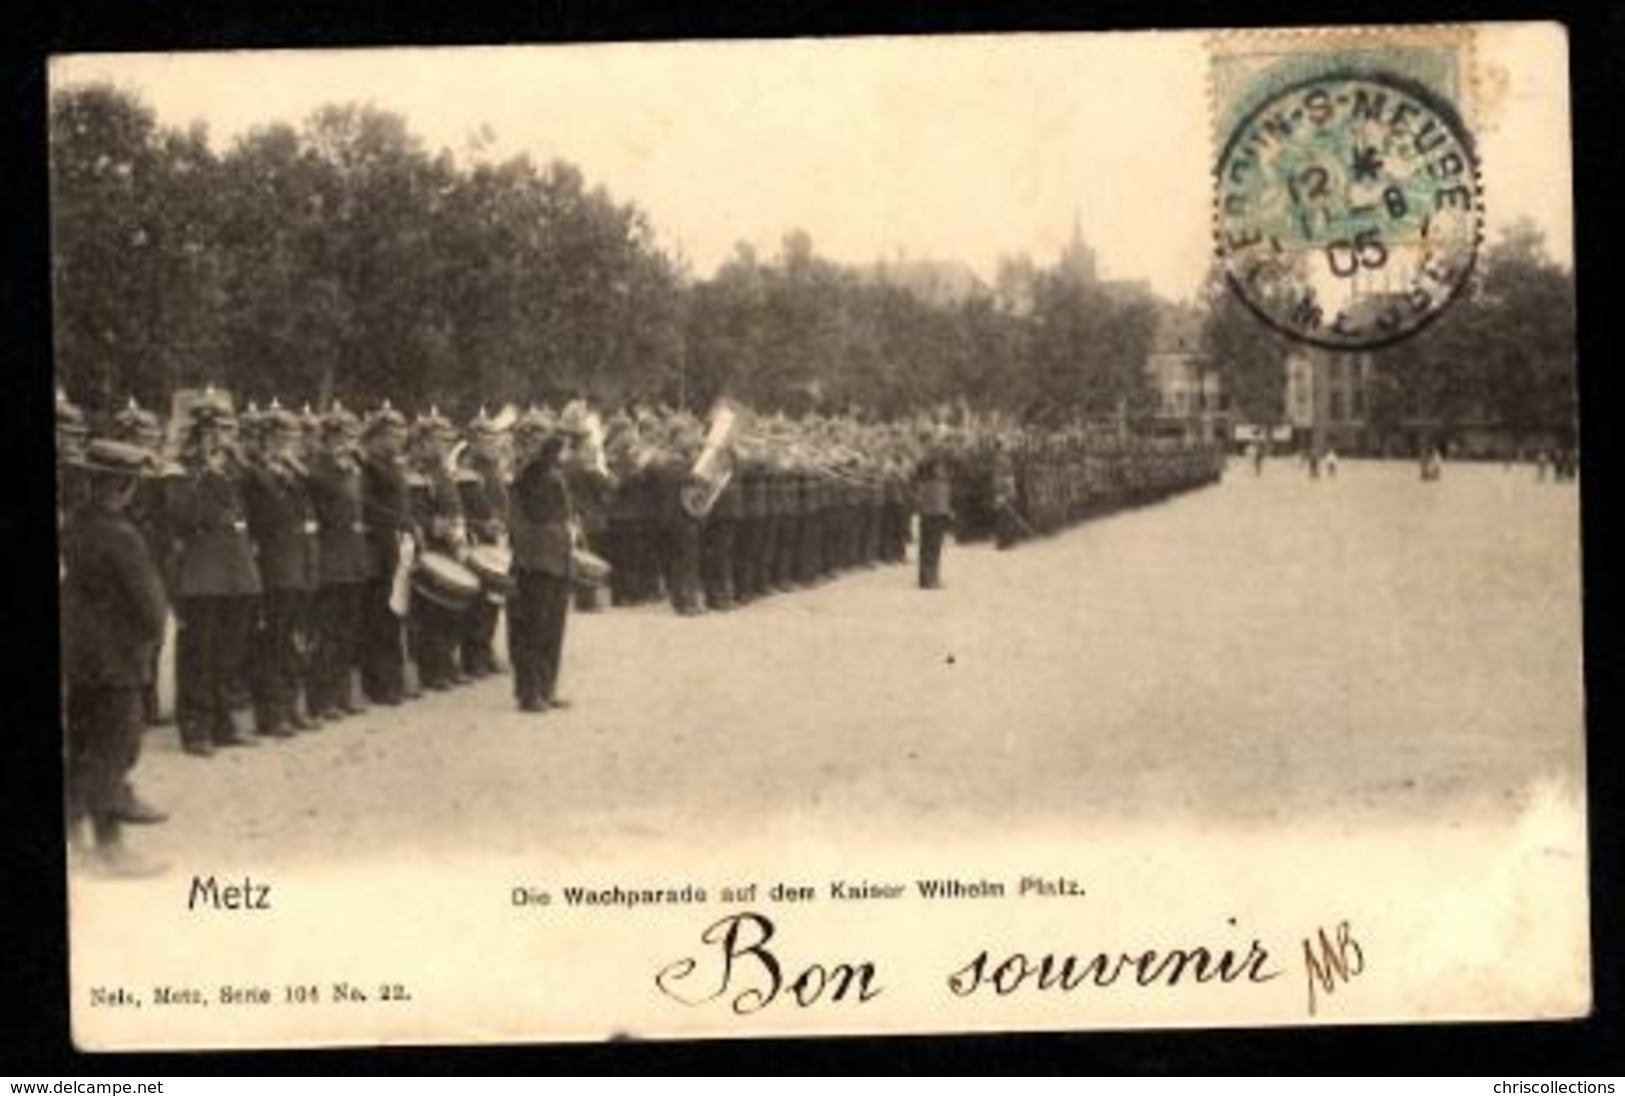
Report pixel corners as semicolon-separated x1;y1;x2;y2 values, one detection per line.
679;399;740;519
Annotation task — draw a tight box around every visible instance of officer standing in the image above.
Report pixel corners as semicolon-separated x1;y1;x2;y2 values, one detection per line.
507;411;578;713
62;438;170;877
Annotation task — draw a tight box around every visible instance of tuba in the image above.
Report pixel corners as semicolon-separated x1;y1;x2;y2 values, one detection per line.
679;399;740;519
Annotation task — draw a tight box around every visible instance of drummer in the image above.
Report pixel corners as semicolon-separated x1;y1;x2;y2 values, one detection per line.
405;407;469;692
507;408;579;714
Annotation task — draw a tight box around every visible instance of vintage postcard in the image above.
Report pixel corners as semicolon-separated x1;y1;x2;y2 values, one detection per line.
51;23;1584;1049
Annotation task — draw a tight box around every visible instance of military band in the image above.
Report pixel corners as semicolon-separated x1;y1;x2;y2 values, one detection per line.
58;385;1224;873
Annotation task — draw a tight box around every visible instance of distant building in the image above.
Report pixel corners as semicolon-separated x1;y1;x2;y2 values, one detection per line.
1056;218;1098;286
1145;302;1227;442
1283;349;1375;452
995;218;1154;316
865;257;987;308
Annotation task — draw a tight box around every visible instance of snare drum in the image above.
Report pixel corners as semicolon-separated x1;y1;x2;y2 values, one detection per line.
466;544;515;601
412;551;481;610
570;547;613;589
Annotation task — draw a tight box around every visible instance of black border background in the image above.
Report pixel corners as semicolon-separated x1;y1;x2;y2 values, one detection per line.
3;0;1620;1075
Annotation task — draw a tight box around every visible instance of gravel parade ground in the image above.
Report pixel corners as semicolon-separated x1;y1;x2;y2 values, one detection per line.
108;458;1584;868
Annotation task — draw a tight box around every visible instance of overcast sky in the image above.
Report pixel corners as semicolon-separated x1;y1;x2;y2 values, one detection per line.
53;26;1572;302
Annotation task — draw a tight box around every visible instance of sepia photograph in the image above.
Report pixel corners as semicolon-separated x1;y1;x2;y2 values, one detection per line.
50;23;1586;1049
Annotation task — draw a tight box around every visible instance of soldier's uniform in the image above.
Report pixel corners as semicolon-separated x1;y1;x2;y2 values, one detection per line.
734;461;766;604
605;462;645;606
657;442;704;615
914;450;954;590
109;400;174;725
169;399;262;755
359;405;412;706
701;475;739;611
406;411;467;691
796;472;823;586
992;448;1020;550
307;405;371;718
62;439;171;876
565;454;616;614
508;413;577;712
772;466;800;591
457;410;510;678
242;406;319;736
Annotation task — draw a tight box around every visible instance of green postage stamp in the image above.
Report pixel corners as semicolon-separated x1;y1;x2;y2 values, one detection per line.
1211;27;1484;349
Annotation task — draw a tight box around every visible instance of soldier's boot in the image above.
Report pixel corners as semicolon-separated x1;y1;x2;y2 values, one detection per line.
87;817;167;879
114;784;168;825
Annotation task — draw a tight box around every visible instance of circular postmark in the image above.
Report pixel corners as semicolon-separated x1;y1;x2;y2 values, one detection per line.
1215;69;1482;350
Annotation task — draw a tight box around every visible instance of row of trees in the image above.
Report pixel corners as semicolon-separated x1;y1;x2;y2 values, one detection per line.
51;84;1157;424
53;84;1575;439
53;86;684;418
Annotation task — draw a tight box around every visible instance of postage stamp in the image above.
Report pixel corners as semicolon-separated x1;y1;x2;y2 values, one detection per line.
1211;28;1484;349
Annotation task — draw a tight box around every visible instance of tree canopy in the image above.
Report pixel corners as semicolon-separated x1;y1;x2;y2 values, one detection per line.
51;84;1167;428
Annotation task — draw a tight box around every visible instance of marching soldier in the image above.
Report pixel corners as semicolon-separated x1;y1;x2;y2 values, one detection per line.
62;437;171;876
508;410;578;713
307;402;371;720
359;403;412;707
168;393;262;755
242;403;319;736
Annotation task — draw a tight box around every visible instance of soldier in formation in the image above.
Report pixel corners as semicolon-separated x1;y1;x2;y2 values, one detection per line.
242;404;319;736
168;394;261;755
405;408;468;692
58;386;1226;798
456;408;512;678
307;403;371;720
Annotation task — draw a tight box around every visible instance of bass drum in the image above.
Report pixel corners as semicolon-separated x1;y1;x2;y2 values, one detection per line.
465;543;515;602
412;551;481;611
570;547;613;590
